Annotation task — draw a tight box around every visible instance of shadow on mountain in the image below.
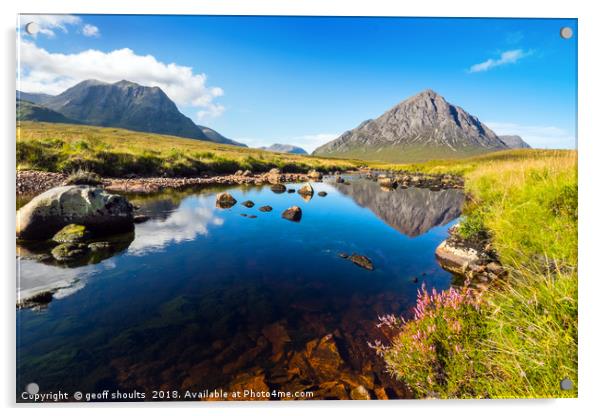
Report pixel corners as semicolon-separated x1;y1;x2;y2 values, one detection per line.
333;179;464;237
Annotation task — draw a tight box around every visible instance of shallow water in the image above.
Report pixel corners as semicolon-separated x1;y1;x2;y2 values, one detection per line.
17;177;463;400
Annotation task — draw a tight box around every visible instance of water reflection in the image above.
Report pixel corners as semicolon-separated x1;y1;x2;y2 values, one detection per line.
333;179;464;237
17;180;462;400
128;195;224;255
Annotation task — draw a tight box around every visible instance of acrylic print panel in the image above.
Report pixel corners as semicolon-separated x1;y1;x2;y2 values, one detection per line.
16;15;577;402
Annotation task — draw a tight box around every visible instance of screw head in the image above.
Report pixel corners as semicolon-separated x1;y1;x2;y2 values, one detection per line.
25;382;39;394
25;22;39;35
560;27;573;40
560;377;574;390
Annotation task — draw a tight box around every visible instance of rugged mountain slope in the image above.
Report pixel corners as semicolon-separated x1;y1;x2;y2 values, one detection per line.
17;99;79;124
259;143;308;155
17;91;53;105
23;80;244;147
313;89;508;162
498;135;531;149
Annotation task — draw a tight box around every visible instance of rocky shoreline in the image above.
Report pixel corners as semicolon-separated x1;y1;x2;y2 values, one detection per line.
435;224;507;289
17;169;465;197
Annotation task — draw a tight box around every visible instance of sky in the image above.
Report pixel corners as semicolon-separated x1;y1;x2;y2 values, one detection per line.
17;15;577;151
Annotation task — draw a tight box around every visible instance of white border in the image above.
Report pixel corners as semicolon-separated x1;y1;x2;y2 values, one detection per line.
2;1;600;415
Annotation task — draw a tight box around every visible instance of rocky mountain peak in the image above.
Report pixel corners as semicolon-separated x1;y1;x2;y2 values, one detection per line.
313;89;507;162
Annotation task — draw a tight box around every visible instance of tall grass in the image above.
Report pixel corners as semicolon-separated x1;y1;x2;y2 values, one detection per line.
16;122;360;176
380;150;578;398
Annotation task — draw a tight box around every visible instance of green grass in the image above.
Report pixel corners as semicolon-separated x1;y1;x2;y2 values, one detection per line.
380;149;578;398
16;122;363;176
315;143;493;163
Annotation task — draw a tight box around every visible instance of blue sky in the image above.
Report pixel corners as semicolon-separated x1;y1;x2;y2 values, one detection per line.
18;15;577;151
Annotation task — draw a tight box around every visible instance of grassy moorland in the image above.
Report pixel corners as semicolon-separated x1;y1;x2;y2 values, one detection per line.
16;122;361;176
376;149;578;398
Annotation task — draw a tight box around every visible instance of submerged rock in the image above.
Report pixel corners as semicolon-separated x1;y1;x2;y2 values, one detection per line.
350;385;371;400
16;185;134;241
52;224;91;243
242;200;255;208
349;254;374;271
216;192;237;208
318;191;327;197
51;242;89;262
282;206;302;222
259;206;273;212
270;184;287;193
287;189;296;193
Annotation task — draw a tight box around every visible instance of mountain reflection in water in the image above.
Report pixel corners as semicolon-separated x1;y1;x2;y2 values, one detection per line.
333;179;464;237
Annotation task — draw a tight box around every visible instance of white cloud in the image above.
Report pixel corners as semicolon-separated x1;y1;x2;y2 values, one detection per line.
486;121;576;149
82;24;100;37
18;40;225;122
19;14;82;38
239;133;339;153
469;49;532;73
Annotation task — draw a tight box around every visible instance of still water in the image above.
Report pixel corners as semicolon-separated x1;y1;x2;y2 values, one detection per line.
17;177;464;400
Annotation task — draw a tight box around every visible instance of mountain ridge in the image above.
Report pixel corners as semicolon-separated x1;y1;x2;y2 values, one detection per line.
17;80;245;147
259;143;308;155
313;89;508;162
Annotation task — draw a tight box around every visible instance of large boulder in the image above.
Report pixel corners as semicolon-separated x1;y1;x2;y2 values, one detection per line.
435;240;479;275
16;185;134;241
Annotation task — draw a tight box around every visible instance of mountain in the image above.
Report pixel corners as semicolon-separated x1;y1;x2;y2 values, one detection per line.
17;99;79;124
498;135;531;149
313;89;508;162
21;80;245;147
196;125;245;147
17;91;53;105
259;143;308;155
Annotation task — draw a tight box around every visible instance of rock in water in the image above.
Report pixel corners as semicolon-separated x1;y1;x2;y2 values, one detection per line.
349;254;374;271
282;206;302;222
270;184;287;193
350;385;371;400
435;240;479;275
16;185;134;240
287;189;296;193
318;191;327;197
259;206;273;212
52;224;91;243
216;192;237;208
51;243;89;262
298;183;314;196
242;200;255;208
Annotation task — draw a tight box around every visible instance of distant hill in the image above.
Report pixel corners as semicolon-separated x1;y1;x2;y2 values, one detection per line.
313;89;508;163
259;143;308;155
17;80;245;147
197;125;245;147
17;99;79;124
498;135;531;149
17;91;53;105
